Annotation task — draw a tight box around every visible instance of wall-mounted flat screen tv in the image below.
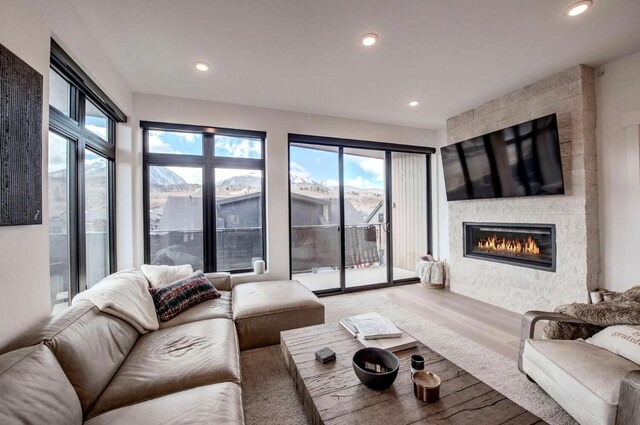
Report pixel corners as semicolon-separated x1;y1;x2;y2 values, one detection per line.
441;113;564;201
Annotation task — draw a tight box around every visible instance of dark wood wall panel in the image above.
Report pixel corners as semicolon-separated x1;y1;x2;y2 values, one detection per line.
0;43;43;226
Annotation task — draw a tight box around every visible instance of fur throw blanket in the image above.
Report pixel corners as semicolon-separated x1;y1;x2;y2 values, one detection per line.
544;286;640;340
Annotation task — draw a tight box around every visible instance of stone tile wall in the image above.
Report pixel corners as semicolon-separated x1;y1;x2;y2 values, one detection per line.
446;65;598;313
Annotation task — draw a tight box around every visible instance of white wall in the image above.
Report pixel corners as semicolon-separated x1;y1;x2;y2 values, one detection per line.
596;50;640;292
0;0;132;346
130;94;437;281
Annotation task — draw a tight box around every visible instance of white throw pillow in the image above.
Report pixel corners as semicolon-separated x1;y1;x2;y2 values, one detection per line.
585;325;640;365
141;264;194;288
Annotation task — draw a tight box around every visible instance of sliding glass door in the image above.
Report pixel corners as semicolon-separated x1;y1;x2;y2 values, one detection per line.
343;148;388;289
289;143;341;292
289;135;433;294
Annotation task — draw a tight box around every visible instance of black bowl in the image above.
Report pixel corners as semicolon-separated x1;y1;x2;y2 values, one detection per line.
352;347;400;391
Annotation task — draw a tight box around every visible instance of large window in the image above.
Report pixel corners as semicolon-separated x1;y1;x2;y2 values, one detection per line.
48;40;125;313
142;122;266;273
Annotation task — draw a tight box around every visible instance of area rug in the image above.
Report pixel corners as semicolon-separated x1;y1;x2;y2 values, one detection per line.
241;289;577;425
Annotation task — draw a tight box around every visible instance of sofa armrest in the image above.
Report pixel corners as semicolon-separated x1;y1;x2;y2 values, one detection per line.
518;311;587;373
205;272;232;291
617;370;640;425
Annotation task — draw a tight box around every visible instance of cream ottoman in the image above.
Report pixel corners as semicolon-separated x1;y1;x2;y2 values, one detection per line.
232;280;324;350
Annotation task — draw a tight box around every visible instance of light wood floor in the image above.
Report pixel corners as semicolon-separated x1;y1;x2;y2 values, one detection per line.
294;266;415;291
326;284;526;361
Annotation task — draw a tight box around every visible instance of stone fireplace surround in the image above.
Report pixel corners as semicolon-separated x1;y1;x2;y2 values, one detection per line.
445;65;598;314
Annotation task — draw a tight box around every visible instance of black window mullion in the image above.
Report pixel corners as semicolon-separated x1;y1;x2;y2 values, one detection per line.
83;131;116;158
338;147;346;291
211;157;263;170
144;153;204;166
203;133;216;272
108;156;117;272
426;154;433;255
76;95;88;291
142;129;151;265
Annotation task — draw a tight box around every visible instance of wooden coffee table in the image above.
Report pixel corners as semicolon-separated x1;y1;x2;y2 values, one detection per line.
281;323;546;425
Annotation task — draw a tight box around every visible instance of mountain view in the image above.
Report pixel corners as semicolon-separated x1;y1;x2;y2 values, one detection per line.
290;171;383;219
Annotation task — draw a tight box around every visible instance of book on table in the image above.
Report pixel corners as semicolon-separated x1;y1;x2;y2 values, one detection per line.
339;312;417;352
353;316;402;340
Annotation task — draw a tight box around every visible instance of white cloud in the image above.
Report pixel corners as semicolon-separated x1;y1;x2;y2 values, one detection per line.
85;124;107;140
289;161;310;177
345;176;376;188
215;137;261;158
48;132;68;172
149;131;182;154
346;155;384;181
167;166;202;185
323;179;339;187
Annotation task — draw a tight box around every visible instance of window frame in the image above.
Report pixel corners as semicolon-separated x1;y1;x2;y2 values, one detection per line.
141;121;267;274
287;133;435;295
48;41;123;307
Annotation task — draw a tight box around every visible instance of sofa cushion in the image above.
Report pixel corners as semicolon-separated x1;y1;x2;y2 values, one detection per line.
523;339;639;425
233;280;324;350
159;291;232;329
88;318;240;417
3;301;139;415
150;271;221;322
0;344;83;425
141;264;194;288
586;325;640;365
84;382;243;425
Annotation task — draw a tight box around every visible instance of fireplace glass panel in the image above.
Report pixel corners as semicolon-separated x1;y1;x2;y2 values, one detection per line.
464;223;555;271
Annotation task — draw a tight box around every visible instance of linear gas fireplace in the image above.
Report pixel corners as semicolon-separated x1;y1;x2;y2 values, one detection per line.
463;222;556;272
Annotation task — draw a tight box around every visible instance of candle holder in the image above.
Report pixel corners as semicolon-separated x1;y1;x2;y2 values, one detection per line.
412;371;441;402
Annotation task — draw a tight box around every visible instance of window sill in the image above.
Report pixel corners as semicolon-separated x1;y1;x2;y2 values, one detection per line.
231;270;270;285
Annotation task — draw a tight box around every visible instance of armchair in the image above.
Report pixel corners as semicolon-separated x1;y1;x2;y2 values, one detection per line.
519;310;640;425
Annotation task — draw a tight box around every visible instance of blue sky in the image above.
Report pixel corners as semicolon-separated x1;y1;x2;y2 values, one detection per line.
149;131;262;158
147;131;384;189
149;131;262;183
290;145;384;189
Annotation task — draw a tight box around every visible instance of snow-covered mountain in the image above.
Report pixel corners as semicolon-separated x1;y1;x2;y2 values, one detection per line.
217;175;262;189
84;159;106;176
149;167;188;186
290;172;317;185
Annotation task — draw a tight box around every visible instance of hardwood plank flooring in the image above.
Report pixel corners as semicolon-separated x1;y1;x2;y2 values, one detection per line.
324;284;527;362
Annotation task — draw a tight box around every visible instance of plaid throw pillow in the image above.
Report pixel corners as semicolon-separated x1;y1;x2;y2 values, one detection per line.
149;271;221;322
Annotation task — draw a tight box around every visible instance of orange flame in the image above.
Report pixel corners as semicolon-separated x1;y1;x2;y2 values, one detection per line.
476;235;541;256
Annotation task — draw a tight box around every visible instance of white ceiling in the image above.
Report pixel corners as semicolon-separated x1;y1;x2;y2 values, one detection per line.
68;0;640;129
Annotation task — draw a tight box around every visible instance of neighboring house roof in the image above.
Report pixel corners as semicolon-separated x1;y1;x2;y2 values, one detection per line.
156;191;372;232
290;192;331;205
329;198;365;224
216;192;261;205
156;196;203;231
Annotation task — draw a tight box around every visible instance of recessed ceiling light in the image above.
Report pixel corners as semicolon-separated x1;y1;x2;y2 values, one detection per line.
360;33;378;47
565;0;592;16
193;61;211;72
409;100;420;107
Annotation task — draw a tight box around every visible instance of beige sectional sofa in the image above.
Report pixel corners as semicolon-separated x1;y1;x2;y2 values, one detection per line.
0;272;324;424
